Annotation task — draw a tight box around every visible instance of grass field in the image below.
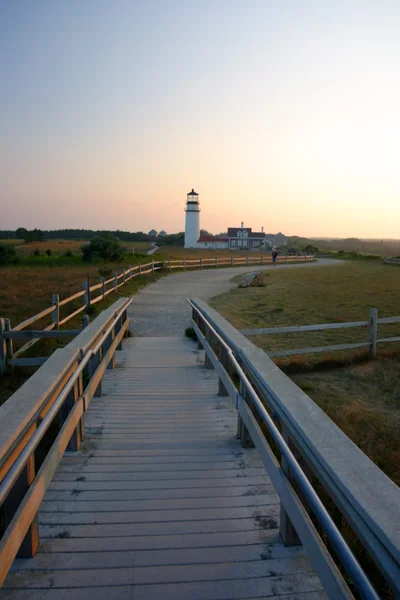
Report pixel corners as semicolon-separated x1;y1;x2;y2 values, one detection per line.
211;260;400;486
9;239;152;256
155;245;266;259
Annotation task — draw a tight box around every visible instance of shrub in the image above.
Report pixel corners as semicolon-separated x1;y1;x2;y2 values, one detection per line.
185;327;198;341
45;249;52;256
64;248;73;257
81;236;124;262
33;248;40;256
0;242;17;265
98;265;113;277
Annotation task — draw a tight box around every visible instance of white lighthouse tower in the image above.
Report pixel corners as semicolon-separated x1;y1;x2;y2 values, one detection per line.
184;188;200;248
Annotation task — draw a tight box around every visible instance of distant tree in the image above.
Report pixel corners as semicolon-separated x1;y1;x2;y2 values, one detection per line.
303;244;319;254
16;227;28;239
200;229;212;236
157;232;184;246
82;236;124;261
25;229;44;243
46;249;52;256
33;248;40;256
0;243;17;265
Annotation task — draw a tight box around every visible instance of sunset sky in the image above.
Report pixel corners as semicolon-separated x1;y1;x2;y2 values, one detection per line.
1;1;399;238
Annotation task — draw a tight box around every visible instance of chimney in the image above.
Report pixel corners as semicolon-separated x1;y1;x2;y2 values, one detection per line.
261;226;264;233
241;221;244;229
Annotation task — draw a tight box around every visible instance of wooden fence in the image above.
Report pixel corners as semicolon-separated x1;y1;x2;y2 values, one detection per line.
189;297;400;599
239;309;400;358
384;256;400;265
0;254;313;372
0;260;163;372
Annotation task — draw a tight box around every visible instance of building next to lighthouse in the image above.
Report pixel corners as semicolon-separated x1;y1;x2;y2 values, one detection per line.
184;188;287;249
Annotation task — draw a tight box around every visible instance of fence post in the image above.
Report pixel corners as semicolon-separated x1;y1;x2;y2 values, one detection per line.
83;278;90;311
52;294;60;329
216;257;218;268
122;267;126;285
139;263;142;275
261;254;263;265
168;258;171;271
183;258;186;270
0;318;6;373
200;257;203;269
246;256;249;265
151;260;154;272
114;271;117;293
231;256;233;267
296;254;298;262
370;308;378;357
100;276;105;300
286;254;288;263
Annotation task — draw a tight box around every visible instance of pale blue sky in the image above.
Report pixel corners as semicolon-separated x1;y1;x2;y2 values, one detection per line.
1;1;400;237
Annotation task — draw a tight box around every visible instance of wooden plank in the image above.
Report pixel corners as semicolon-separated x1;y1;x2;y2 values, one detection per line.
377;336;400;343
241;320;369;336
377;316;400;324
268;341;369;358
5;330;80;340
12;323;56;358
59;290;86;307
58;303;86;326
13;305;55;331
7;357;48;367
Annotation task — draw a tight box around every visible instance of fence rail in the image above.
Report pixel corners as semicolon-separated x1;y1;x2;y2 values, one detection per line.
189;297;400;600
0;254;313;372
384;257;400;265
240;309;400;358
0;298;131;586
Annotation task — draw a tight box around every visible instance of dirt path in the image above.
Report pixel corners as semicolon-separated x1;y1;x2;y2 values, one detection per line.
128;259;342;336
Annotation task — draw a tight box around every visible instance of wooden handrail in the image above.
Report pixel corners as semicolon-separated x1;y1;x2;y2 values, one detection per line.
190;297;400;597
0;298;132;585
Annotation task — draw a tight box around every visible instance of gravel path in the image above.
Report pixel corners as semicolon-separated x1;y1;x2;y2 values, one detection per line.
128;259;342;336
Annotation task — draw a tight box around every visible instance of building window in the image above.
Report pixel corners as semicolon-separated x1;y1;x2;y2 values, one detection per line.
204;243;208;246
238;240;242;247
237;231;242;238
243;240;247;247
243;230;248;238
253;241;260;247
231;240;236;246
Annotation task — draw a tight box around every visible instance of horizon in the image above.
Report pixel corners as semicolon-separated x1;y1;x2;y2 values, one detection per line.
1;1;400;238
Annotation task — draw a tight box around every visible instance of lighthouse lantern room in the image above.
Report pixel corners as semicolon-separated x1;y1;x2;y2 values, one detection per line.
184;188;200;248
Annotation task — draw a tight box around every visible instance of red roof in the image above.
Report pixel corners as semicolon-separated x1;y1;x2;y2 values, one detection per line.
198;235;228;242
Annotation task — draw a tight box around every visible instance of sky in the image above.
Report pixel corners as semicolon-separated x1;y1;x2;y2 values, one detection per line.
1;0;400;238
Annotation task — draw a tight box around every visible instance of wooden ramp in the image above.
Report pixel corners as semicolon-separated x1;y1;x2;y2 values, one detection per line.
2;337;326;600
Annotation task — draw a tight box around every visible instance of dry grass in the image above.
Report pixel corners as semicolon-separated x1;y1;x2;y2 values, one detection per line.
211;261;400;367
211;260;400;487
155;246;266;259
12;239;151;256
292;359;400;486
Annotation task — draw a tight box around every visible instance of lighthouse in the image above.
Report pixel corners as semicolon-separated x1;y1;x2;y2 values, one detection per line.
184;189;200;248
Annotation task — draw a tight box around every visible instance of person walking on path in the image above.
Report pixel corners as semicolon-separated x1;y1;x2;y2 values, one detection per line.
272;247;278;266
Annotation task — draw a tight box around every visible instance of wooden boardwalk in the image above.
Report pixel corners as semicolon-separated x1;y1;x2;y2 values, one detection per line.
2;337;325;600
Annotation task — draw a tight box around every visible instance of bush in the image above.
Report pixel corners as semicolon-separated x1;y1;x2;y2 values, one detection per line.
0;242;17;265
45;249;52;256
82;236;124;262
64;248;73;257
33;248;40;256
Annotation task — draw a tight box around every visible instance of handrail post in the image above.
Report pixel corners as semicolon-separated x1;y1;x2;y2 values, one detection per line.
52;294;60;329
370;308;378;357
218;344;229;397
2;432;39;557
114;271;117;293
0;318;6;373
204;326;214;370
83;277;90;311
279;425;302;546
82;314;89;329
238;379;254;448
100;276;105;300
